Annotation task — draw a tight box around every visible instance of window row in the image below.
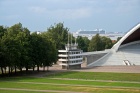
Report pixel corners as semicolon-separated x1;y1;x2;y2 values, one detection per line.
70;60;82;63
68;52;82;54
69;56;82;59
62;60;82;64
59;56;82;59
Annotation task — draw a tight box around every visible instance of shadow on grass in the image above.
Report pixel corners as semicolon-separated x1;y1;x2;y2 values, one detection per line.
0;70;56;81
46;71;94;80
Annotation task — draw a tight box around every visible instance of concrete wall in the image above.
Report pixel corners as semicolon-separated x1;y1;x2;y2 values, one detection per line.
62;64;81;69
87;42;140;67
69;64;81;69
84;53;107;66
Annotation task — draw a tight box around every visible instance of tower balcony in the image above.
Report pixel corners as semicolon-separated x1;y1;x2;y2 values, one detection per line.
58;59;68;61
68;58;83;61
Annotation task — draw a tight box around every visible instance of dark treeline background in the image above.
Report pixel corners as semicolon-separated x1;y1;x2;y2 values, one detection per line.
0;22;119;75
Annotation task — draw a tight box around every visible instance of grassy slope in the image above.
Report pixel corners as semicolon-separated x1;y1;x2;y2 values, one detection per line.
46;71;140;82
0;82;139;93
0;71;140;93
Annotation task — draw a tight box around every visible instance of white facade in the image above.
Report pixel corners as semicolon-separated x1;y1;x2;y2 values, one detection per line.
58;43;83;69
73;29;124;40
88;23;140;67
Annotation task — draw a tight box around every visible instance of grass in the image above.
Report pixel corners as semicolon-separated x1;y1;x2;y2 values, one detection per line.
0;81;140;93
0;71;140;93
1;78;140;88
46;71;140;82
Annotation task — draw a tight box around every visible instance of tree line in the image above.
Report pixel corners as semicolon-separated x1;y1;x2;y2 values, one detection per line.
0;23;67;75
0;22;119;75
77;34;116;52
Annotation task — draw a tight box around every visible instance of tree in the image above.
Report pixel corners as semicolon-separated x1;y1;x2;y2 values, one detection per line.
16;28;31;73
1;29;18;74
0;23;32;75
41;32;57;71
0;26;7;38
30;33;43;72
76;36;90;52
0;26;7;75
101;36;113;49
46;23;69;50
88;34;103;51
0;22;66;75
117;37;122;42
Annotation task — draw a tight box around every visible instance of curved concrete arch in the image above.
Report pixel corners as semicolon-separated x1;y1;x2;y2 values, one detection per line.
88;23;140;67
112;23;140;52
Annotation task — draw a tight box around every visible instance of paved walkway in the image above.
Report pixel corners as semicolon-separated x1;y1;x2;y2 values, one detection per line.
50;78;140;84
0;88;86;93
77;66;140;73
49;64;140;73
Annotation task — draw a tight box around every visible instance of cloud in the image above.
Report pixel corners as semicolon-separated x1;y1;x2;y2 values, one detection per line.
0;0;139;32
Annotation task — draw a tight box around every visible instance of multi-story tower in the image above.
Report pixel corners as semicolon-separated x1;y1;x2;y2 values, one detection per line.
58;43;83;69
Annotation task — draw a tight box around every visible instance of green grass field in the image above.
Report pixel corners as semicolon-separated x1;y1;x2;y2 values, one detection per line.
0;71;140;93
47;71;140;82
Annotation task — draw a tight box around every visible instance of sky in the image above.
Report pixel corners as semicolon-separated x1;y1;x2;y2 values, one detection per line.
0;0;140;32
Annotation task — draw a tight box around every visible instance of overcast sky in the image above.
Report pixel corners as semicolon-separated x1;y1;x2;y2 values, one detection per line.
0;0;140;32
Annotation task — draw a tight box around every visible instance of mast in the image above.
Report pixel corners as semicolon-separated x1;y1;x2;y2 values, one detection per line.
67;32;69;69
75;36;77;45
71;33;72;45
68;32;69;45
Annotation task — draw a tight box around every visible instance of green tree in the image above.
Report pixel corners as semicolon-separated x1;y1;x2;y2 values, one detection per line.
16;28;31;72
0;26;7;38
117;37;122;42
101;36;113;49
46;23;69;50
88;34;103;51
41;32;57;71
0;23;31;74
76;36;90;52
30;33;43;72
0;26;7;75
0;22;66;75
1;28;19;74
82;37;90;52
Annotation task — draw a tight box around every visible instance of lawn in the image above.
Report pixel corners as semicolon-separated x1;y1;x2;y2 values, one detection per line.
46;71;140;82
0;71;140;93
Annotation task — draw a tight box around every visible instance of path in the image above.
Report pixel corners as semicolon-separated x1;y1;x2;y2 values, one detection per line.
49;64;140;73
0;88;86;93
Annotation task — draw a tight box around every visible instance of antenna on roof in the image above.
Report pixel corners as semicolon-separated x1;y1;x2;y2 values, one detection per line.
71;33;72;45
75;36;77;45
68;32;69;45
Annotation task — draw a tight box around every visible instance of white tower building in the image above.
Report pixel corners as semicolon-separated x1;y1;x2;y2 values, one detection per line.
58;37;83;69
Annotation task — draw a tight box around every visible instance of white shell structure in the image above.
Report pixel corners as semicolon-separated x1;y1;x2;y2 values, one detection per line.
88;23;140;67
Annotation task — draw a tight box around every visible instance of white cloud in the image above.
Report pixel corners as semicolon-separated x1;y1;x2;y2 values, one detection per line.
0;0;139;32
